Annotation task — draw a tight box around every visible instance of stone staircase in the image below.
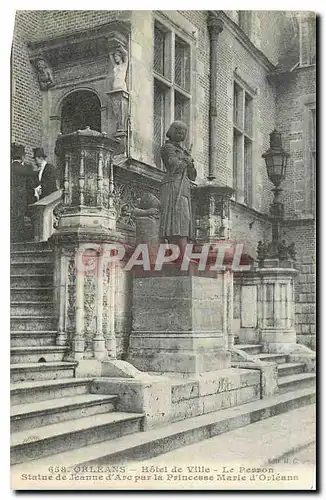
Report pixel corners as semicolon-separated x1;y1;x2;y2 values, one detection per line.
235;343;316;394
10;241;315;469
10;241;144;466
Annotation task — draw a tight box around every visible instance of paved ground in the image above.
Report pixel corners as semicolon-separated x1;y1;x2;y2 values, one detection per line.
129;404;316;465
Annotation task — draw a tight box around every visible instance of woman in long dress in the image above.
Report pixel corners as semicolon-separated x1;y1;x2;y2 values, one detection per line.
159;121;197;258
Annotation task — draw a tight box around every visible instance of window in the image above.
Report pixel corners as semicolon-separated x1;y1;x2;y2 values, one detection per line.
154;24;167;76
153;20;191;168
299;15;316;66
238;11;252;37
232;81;253;205
153;82;166;168
174;36;190;91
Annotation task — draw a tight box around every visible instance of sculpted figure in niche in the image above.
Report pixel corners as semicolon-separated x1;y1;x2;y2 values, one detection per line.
35;59;55;90
159;121;197;260
110;45;129;92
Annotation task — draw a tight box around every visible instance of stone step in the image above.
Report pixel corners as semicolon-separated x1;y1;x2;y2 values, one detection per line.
235;344;263;355
11;250;53;264
10;346;67;364
13;386;315;469
11;287;53;301
11;301;53;316
11;274;53;288
10;361;77;383
11;394;118;433
11;262;53;275
11;411;144;465
258;353;288;364
11;315;56;331
277;362;306;377
278;373;316;394
11;241;50;252
11;331;57;347
11;378;93;405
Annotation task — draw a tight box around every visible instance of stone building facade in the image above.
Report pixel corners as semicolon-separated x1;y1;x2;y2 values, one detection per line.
11;10;316;353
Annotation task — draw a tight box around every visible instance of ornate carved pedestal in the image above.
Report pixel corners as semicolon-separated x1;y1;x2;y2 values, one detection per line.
53;128;119;375
193;184;233;242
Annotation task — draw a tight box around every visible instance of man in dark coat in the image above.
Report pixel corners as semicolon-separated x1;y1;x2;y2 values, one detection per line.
33;147;58;199
11;143;38;241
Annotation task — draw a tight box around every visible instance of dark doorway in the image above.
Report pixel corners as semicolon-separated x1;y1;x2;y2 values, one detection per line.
61;90;101;134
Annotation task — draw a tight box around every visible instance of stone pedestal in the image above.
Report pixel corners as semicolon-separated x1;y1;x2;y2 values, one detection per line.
127;272;231;373
257;262;298;353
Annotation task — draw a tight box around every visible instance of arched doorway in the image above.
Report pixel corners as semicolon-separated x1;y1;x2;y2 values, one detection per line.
61;90;101;134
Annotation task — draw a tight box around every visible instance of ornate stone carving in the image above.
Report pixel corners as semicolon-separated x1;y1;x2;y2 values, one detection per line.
108;90;129;133
84;273;97;357
193;185;233;242
114;180;160;229
256;239;297;266
207;12;224;40
53;201;64;229
34;59;55;90
67;257;76;336
134;192;161;242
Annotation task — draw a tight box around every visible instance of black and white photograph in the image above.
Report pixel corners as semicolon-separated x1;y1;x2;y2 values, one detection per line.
9;8;316;491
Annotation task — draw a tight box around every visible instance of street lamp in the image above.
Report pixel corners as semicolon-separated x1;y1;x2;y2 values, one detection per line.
257;130;295;266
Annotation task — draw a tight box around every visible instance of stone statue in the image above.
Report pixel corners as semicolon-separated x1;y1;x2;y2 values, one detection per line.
35;59;55;90
109;45;129;92
159;121;196;259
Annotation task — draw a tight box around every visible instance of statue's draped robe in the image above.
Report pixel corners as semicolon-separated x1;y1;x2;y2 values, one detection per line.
159;140;196;239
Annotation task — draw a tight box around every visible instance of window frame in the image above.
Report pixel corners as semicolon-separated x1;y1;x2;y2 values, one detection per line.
299;15;316;67
232;78;254;206
152;15;193;169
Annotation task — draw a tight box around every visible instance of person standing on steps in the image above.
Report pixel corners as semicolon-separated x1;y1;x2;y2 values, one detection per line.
33;147;58;200
11;143;38;241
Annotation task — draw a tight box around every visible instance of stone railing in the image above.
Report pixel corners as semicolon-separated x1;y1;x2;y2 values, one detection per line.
29;189;63;242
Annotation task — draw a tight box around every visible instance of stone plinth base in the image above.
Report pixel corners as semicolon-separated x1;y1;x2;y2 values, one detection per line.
127;274;231;373
91;367;260;429
257;266;298;353
260;328;297;353
128;346;230;374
